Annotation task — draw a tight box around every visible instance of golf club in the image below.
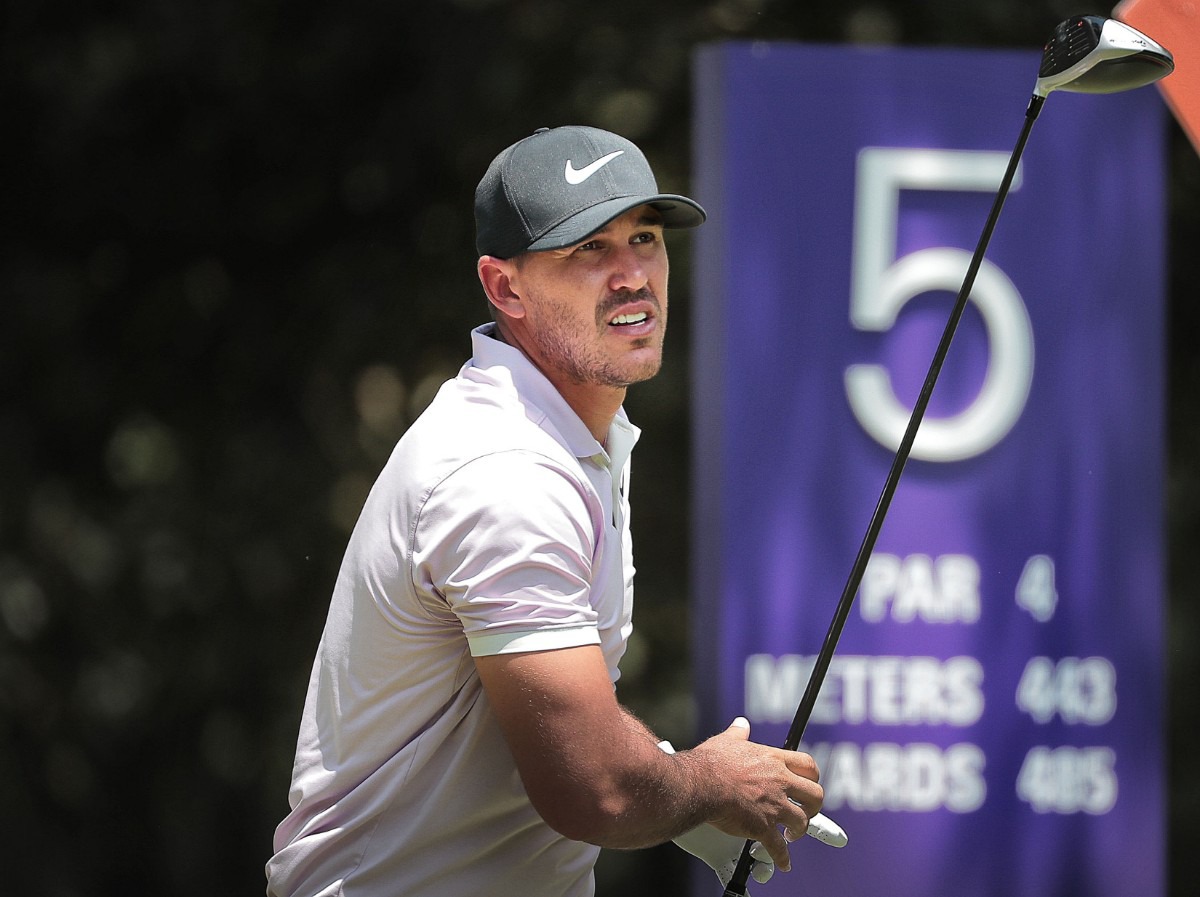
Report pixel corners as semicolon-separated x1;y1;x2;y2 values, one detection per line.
721;15;1173;897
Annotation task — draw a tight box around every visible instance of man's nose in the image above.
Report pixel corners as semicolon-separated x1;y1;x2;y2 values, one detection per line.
608;246;649;293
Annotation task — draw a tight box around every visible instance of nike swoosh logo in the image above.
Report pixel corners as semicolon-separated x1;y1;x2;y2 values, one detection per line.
564;150;624;185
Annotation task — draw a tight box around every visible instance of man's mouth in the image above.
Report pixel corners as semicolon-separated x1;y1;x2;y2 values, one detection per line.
609;312;649;326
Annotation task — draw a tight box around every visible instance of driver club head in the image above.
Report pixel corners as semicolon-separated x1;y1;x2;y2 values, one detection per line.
1035;15;1174;97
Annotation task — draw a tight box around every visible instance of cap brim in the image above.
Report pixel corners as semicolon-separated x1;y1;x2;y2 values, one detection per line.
526;193;706;253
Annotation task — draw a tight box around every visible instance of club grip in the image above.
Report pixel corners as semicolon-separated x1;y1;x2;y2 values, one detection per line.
721;840;757;895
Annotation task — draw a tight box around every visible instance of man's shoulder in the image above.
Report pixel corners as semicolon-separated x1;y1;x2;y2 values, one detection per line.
361;379;587;525
410;375;574;462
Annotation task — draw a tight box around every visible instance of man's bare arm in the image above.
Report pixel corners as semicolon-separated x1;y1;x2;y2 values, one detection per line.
474;644;822;869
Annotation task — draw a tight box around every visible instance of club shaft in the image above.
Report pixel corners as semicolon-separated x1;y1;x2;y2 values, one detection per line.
783;99;1040;754
722;94;1045;897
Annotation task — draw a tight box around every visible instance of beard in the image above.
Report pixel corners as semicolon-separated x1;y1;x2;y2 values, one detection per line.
528;287;666;388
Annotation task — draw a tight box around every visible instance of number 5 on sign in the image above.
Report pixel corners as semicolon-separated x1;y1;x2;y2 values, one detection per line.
846;148;1035;462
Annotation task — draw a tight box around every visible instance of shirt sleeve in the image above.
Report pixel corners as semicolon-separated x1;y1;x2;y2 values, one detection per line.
410;449;606;657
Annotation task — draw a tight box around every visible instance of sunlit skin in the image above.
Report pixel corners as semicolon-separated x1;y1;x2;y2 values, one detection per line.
476;205;669;443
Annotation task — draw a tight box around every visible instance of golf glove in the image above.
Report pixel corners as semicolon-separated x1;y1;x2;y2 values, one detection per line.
672;820;777;888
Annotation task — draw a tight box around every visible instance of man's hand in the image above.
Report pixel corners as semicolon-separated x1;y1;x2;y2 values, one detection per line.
660;730;845;889
684;717;824;872
657;739;775;887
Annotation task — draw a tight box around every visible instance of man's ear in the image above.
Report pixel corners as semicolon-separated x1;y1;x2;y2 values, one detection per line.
477;256;525;320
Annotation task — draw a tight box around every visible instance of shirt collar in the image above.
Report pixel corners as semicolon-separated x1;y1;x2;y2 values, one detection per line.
468;323;641;463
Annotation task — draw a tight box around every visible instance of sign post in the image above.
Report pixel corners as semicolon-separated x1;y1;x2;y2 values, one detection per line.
691;43;1166;897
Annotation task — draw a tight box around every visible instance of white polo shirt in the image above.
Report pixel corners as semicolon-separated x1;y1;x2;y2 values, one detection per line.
266;324;640;897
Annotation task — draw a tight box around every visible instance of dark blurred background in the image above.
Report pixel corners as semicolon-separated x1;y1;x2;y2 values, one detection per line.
3;1;1196;894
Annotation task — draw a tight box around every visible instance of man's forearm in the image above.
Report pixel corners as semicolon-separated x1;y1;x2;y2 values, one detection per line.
578;706;720;849
475;645;820;858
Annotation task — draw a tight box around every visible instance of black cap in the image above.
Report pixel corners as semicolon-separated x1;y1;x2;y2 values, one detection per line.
474;125;706;259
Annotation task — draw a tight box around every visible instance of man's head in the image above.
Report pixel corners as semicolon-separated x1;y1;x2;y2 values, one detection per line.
474;127;705;416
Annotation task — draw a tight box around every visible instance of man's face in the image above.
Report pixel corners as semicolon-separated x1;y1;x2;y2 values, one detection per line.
506;205;669;389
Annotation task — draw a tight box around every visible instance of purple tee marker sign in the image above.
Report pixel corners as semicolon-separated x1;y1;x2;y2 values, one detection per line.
690;44;1166;897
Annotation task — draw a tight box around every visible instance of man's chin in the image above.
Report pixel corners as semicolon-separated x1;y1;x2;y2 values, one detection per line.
615;356;663;387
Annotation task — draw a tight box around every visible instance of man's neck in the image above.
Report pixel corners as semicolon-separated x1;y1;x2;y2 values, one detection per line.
553;379;625;446
490;320;623;445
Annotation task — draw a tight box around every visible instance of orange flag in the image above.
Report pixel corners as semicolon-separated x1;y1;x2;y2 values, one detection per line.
1114;0;1200;155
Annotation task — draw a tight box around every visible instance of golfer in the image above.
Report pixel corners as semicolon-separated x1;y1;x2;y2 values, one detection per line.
266;125;824;897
